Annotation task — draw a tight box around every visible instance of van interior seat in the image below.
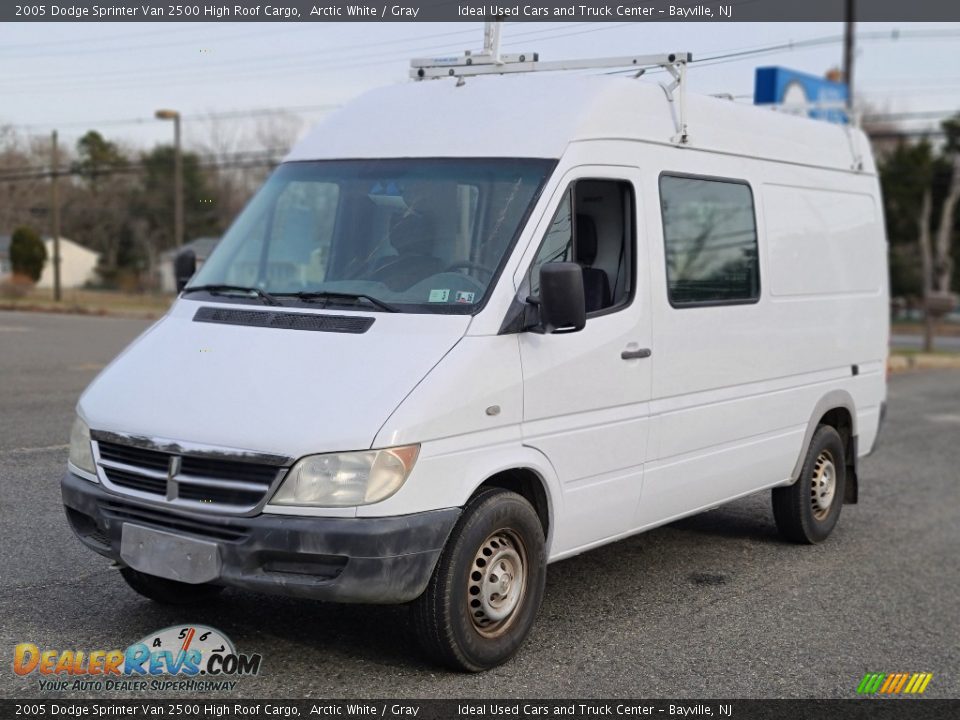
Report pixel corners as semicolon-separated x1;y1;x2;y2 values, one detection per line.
371;211;444;291
576;213;611;312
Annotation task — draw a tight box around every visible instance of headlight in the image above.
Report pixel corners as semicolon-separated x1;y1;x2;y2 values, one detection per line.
270;445;419;507
68;416;97;476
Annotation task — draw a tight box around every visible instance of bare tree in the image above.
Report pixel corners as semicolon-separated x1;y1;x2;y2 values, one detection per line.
922;154;960;351
194;111;304;228
0;127;54;234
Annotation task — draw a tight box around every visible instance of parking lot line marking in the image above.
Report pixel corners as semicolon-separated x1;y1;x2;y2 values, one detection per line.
1;443;69;456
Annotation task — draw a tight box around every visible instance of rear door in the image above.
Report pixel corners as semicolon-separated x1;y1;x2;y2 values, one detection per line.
515;166;652;556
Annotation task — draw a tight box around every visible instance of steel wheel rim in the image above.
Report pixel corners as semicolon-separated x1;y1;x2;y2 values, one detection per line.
810;450;837;520
467;529;528;638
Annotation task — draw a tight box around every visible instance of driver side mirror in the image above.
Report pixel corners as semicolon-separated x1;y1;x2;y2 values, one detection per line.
174;249;197;293
537;262;586;333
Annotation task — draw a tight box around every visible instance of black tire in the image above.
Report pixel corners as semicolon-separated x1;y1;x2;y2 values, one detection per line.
772;425;846;544
413;488;547;672
120;567;224;605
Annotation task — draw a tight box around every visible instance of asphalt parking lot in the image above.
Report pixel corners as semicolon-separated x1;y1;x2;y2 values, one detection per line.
1;310;957;699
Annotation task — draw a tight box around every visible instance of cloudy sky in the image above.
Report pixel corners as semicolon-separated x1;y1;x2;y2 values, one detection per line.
2;20;959;151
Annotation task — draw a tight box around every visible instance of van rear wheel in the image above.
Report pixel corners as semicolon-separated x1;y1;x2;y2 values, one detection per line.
412;488;546;672
772;425;846;544
119;567;224;605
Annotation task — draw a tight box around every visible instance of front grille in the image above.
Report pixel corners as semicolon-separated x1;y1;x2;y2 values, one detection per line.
104;466;167;495
95;440;284;513
100;500;249;542
178;484;264;507
98;442;169;472
180;456;277;485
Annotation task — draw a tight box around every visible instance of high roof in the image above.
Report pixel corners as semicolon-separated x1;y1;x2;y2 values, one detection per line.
287;74;874;175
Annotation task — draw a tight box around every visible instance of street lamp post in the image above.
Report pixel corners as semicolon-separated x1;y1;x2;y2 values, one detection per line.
155;109;183;249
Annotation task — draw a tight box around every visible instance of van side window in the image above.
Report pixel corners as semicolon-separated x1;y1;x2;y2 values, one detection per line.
659;175;759;306
529;179;634;315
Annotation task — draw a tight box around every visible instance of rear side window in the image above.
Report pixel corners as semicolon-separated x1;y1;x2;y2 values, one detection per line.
659;175;760;306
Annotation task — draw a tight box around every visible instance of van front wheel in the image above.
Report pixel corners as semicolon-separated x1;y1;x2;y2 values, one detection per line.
772;425;846;544
413;488;546;672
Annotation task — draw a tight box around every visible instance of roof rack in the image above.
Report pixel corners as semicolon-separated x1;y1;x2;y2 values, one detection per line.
409;50;691;80
410;21;693;144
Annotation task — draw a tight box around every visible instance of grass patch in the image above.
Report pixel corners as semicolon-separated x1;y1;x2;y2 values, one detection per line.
0;289;174;318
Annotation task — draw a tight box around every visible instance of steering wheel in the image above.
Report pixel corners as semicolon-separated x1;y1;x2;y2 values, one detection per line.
444;261;496;280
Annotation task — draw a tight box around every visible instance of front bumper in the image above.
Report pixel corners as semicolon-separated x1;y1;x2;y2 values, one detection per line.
62;472;460;604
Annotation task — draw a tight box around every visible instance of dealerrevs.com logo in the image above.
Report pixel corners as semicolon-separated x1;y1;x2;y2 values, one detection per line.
857;672;934;695
14;625;262;692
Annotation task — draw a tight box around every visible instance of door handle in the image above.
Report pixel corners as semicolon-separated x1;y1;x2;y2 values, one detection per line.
621;348;652;360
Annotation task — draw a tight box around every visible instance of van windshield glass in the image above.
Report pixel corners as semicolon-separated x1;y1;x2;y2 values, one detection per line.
188;158;554;313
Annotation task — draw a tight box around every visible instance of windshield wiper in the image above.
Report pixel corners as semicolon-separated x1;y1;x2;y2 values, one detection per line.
182;284;281;306
278;291;400;313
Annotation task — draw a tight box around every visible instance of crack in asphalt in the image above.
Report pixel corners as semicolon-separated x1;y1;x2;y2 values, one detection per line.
0;568;114;596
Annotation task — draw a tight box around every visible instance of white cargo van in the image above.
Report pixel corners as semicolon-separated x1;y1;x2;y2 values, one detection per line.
62;50;888;672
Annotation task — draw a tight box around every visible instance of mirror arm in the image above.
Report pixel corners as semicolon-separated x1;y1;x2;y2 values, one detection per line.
523;296;545;334
496;294;541;335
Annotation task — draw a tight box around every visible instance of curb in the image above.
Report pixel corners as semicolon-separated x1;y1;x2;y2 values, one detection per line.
889;353;960;373
0;303;164;320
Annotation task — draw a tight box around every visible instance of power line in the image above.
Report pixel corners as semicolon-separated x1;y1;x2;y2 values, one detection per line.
0;23;619;92
0;22;244;52
869;129;947;139
2;101;955;182
8;24;960;93
12;103;340;131
0;148;287;183
0;23;325;59
0;147;289;182
3;26;959;139
863;110;960;122
1;24;514;85
605;27;960;78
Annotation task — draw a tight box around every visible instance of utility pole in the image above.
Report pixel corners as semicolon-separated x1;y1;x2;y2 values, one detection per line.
51;130;62;302
155;109;183;248
843;0;856;109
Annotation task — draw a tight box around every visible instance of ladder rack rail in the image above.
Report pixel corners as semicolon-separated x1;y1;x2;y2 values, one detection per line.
408;21;693;145
410;52;692;80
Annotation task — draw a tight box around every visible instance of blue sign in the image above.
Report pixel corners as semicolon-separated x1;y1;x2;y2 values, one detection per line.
754;67;849;124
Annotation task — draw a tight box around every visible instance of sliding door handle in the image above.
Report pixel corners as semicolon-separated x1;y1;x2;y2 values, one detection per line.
621;348;652;360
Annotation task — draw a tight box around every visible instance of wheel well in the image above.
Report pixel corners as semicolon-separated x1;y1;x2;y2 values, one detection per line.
472;469;550;539
818;407;858;504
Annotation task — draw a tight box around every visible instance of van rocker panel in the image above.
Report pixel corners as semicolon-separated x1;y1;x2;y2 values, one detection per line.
61;472;460;604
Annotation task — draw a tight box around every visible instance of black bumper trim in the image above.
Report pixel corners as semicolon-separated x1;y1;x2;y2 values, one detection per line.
62;472;460;604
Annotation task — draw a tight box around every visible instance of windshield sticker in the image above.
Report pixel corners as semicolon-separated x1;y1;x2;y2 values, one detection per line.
455;291;476;304
428;289;450;303
367;181;408;210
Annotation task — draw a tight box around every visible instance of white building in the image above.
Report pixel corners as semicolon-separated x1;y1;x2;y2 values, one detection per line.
0;235;100;289
36;237;101;289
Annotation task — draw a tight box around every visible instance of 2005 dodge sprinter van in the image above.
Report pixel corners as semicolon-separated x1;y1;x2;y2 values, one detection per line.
62;65;888;671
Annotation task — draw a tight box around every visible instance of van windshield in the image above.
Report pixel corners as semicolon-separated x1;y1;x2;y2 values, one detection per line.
188;158;555;313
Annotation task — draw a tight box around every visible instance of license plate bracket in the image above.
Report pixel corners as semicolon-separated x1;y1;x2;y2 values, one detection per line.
120;524;221;585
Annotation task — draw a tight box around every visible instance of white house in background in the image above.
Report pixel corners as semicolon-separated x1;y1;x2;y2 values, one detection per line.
36;237;101;289
0;236;12;278
158;236;220;293
0;235;100;288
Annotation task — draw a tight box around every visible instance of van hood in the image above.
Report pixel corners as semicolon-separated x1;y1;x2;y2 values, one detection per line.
79;300;470;459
